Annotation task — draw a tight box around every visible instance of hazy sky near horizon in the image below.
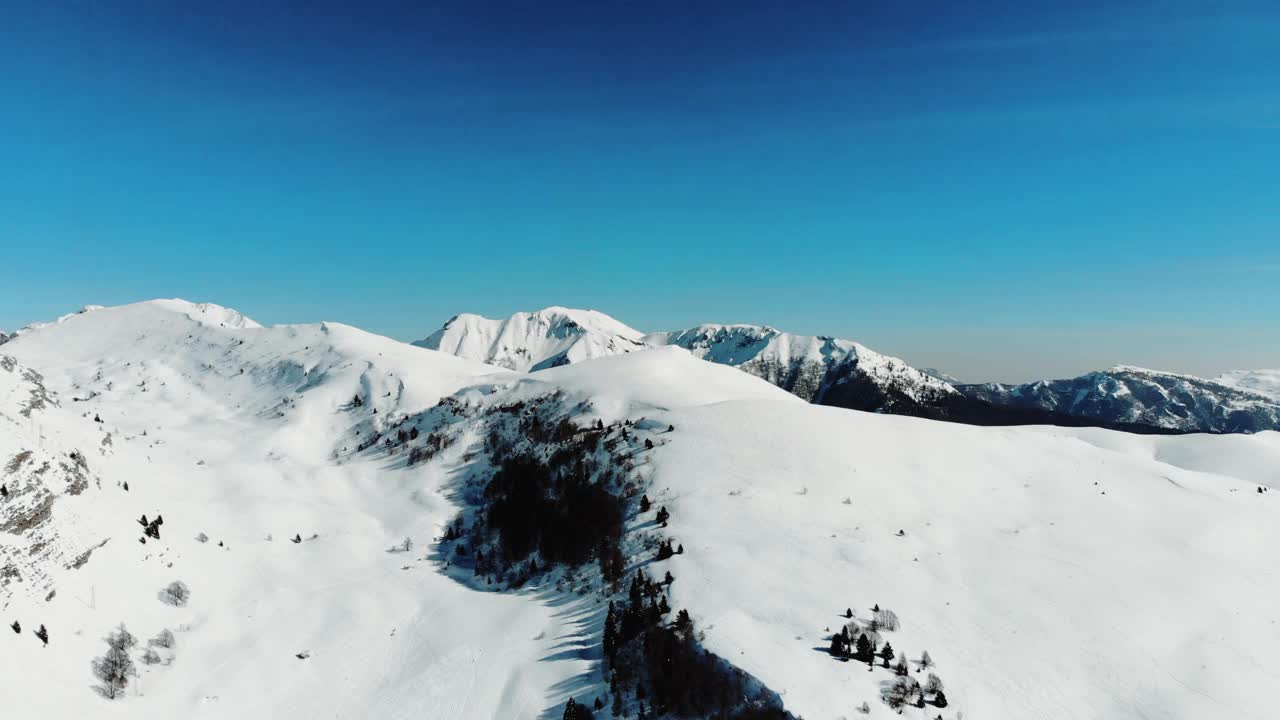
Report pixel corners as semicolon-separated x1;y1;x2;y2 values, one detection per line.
2;1;1277;383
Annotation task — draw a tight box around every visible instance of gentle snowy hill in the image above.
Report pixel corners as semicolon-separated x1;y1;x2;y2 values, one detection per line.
527;351;1280;719
1215;369;1280;401
960;365;1280;433
413;307;650;371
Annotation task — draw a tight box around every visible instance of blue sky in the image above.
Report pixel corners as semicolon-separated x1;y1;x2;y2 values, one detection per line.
1;1;1277;382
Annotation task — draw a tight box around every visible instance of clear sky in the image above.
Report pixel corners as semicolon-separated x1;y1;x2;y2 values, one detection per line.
1;1;1277;382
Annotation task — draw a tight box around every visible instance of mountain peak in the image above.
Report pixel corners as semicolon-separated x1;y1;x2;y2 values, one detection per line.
416;307;648;371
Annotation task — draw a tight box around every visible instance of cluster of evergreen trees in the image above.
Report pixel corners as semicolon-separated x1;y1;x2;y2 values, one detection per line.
596;570;788;719
827;605;949;711
137;513;163;541
484;456;624;567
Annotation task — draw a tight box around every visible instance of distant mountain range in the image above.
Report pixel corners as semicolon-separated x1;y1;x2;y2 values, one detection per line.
960;366;1280;434
417;307;1280;434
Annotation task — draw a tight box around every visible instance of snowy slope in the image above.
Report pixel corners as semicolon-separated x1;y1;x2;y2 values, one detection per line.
0;353;108;608
413;307;650;371
961;365;1280;433
531;352;1280;720
0;300;603;720
1215;369;1280;402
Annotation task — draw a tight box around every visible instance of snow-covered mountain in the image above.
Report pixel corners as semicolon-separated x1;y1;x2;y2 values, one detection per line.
1215;368;1280;401
413;307;649;371
419;308;962;416
645;323;959;412
417;309;1229;431
4;298;1280;720
960;365;1280;433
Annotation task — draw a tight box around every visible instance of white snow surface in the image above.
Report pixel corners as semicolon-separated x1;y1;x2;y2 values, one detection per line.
2;299;1278;720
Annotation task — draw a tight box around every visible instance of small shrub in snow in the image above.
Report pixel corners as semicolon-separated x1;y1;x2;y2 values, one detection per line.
141;647;161;665
149;628;175;649
881;675;921;710
195;532;209;543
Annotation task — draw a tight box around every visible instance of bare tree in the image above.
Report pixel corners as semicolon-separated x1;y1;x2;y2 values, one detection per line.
924;672;944;695
92;624;136;699
160;580;190;607
874;607;900;632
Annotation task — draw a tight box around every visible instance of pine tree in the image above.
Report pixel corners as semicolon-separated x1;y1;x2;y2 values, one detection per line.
639;495;651;513
675;543;683;554
35;624;48;646
563;697;578;720
594;697;604;711
663;570;673;585
880;641;895;667
1;483;7;497
895;652;908;676
829;633;846;658
644;438;653;450
845;607;853;618
655;506;669;524
10;620;19;634
602;613;618;659
919;649;933;670
855;633;873;662
675;608;693;634
933;690;948;708
611;691;623;716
